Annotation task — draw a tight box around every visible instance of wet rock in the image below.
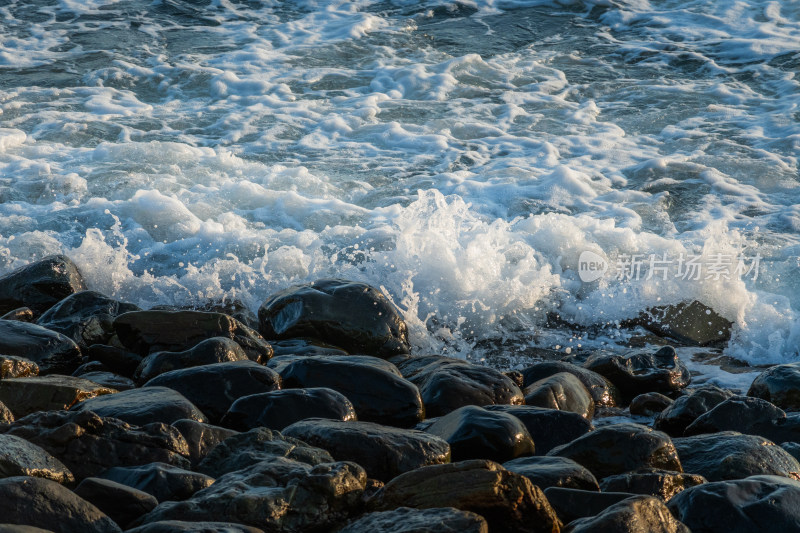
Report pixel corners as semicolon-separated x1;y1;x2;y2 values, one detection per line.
424;405;534;463
0;410;191;481
74;477;158;529
197;427;333;478
138;458;366;532
113;310;273;362
171;419;238;466
654;385;735;436
267;353;400;374
72;386;206;425
338;507;489;533
258;279;410;357
0;356;39;379
630;393;673;417
196;299;259;331
0;375;116;418
270;338;349;356
748;362;800;411
599;469;706;500
673;431;800;481
221;387;356;431
36;290;140;349
684;395;800;443
134;337;249;383
75;371;136;391
524;372;594;419
564;494;690;533
547;423;682;479
782;442;800;462
584;346;691;399
0;320;82;375
0;403;12;424
85;344;143;378
100;462;214;502
394;356;524;418
503;456;599;491
143;361;281;423
0;525;54;532
521;361;621;407
283;419;450;482
277;356;424;427
370;459;562;533
0;256;86;316
485;405;593;455
0;434;73;484
543;487;640;524
127;521;264;533
0;307;34;322
668;475;800;533
634;300;732;346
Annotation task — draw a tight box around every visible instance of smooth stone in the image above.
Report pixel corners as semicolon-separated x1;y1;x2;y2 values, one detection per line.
258;278;410;357
270;338;348;356
0;375;116;418
484;405;593;455
584;346;691;399
221;387;356;431
266;353;402;375
0;356;39;379
673;432;800;481
599;469;707;500
424;405;534;463
521;361;621;407
633;300;732;346
134;337;249;383
113;310;273;362
370;459;562;533
36;290;140;348
0;320;82;375
0;434;73;484
654;386;735;436
0;526;53;532
0;307;34;322
547;423;682;479
85;344;143;378
748;363;800;411
195;299;260;331
100;462;214;502
502;456;599;491
74;477;158;529
524;372;595;419
782;442;800;463
75;371;136;391
170;419;238;466
72;386;206;425
685;395;800;443
283;418;450;482
338;507;489;533
564;494;690;533
0;256;86;316
127;521;264;533
543;487;641;524
0;476;120;532
197;427;333;478
395;356;524;418
0;410;191;481
143;361;281;423
629;392;673;417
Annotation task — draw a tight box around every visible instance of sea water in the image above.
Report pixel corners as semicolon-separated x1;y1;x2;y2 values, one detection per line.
0;0;798;382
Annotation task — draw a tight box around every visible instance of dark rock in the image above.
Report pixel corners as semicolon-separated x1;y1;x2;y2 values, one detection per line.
673;432;800;481
0;307;34;322
134;337;249;383
221;387;356;431
197;427;333;478
543;487;639;524
0;320;82;375
100;462;214;502
72;386;206;425
196;299;260;331
748;363;800;411
75;371;136;391
584;346;691;399
0;375;116;418
143;361;281;423
86;344;143;378
564;494;690;533
782;442;800;463
502;456;599;491
0;403;12;424
270;338;349;356
424;405;534;463
277;356;423;427
0;356;39;379
599;469;706;500
258;279;409;357
74;477;158;529
0;256;86;316
283;419;450;482
654;386;735;436
0;525;53;532
170;419;238;466
0;434;73;484
370;459;562;533
524;372;594;419
36;291;140;348
521;361;621;407
0;410;190;481
484;405;593;455
113;310;273;362
138;458;366;532
127;521;264;533
504;370;524;389
547;423;682;479
684;395;800;443
338;507;489;533
394;356;524;418
72;360;107;375
633;300;732;346
630;392;673;417
267;353;401;375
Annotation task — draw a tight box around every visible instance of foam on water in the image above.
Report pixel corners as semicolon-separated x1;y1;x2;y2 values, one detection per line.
0;0;798;367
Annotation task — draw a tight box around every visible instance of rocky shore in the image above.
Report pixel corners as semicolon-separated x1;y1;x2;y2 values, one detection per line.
0;255;799;532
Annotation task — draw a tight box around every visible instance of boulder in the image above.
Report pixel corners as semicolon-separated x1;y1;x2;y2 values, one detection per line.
0;256;86;316
85;344;143;378
134;337;249;383
170;419;238;466
543;487;641;524
338;507;489;533
270;338;348;356
584;347;690;399
71;386;206;425
684;395;800;443
502;456;599;491
127;521;264;533
599;469;706;500
654;386;735;436
782;442;800;463
564;495;690;533
0;375;116;418
484;405;593;455
0;307;34;322
283;419;450;482
0;320;82;375
523;372;594;419
74;477;158;529
0;356;39;379
629;393;673;417
547;423;682;479
36;291;139;348
75;371;135;391
99;462;214;502
0;434;73;484
748;363;800;411
633;300;732;346
221;388;356;431
258;279;409;357
521;361;621;407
